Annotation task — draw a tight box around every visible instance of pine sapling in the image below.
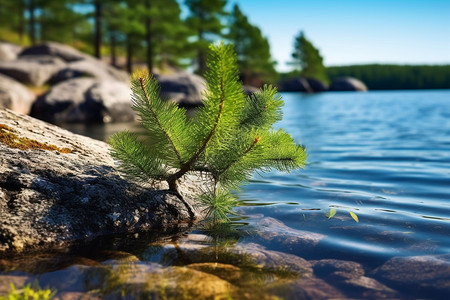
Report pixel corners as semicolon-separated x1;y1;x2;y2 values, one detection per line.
109;43;307;221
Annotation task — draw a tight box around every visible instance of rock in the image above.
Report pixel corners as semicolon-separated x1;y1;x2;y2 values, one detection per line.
50;59;129;84
277;77;329;93
0;74;35;114
31;78;97;123
155;72;205;107
313;259;365;281
31;78;135;123
86;81;135;123
329;77;368;91
0;108;208;253
243;85;259;96
0;55;66;86
20;42;88;62
313;259;399;298
282;278;346;300
371;254;450;298
277;77;313;92
305;77;328;92
0;42;22;62
252;217;325;254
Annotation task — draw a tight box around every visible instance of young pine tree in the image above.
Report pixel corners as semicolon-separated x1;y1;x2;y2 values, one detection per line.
109;43;307;221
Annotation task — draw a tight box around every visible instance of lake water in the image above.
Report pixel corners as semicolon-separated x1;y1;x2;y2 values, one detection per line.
2;90;450;299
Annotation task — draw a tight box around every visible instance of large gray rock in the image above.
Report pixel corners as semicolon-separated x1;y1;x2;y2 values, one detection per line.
50;58;129;84
19;42;88;62
330;77;368;91
31;78;135;123
0;42;22;62
86;80;135;123
31;77;97;123
0;74;35;114
155;72;205;107
0;55;66;86
0;108;208;253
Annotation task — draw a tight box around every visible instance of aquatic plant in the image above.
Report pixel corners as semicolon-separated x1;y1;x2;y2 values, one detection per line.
109;43;306;221
0;283;55;300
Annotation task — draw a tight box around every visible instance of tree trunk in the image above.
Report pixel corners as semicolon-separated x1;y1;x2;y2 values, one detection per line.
18;0;25;42
28;0;36;45
144;0;153;73
197;31;206;75
109;30;117;67
126;35;133;73
94;0;102;59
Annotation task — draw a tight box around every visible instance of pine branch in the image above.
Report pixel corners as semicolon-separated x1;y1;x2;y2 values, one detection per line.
138;76;182;164
109;131;168;181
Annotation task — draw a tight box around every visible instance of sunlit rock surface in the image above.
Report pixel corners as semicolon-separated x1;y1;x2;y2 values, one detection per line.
0;74;35;114
0;108;208;253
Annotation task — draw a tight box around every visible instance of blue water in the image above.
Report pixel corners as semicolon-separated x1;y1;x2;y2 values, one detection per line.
238;90;450;260
3;90;449;298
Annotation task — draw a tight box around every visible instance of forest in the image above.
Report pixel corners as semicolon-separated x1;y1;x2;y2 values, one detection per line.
1;0;449;90
328;64;450;90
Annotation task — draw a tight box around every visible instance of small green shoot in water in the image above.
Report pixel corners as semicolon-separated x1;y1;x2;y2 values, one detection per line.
349;211;359;223
326;208;360;223
109;43;306;222
325;208;336;219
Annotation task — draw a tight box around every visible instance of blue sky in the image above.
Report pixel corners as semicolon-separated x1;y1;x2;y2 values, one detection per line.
213;0;450;72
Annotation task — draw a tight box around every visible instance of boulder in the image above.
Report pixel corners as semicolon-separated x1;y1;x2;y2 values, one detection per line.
86;80;135;123
155;72;205;107
313;259;399;298
0;108;208;253
277;77;314;93
305;77;328;92
31;78;135;123
0;55;66;86
0;74;35;114
0;42;22;62
371;254;450;298
50;58;129;84
329;77;368;91
31;78;97;123
19;42;88;62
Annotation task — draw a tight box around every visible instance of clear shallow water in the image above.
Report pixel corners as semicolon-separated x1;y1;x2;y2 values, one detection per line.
2;90;450;298
239;90;450;260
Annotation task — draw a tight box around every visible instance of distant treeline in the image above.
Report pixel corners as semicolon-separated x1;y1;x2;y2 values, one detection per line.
327;64;450;90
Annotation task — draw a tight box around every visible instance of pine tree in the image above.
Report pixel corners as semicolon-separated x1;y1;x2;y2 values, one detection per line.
185;0;227;75
228;4;277;86
109;43;307;221
292;31;328;83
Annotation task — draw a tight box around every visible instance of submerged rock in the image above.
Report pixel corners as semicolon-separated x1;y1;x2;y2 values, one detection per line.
371;254;450;297
0;108;208;253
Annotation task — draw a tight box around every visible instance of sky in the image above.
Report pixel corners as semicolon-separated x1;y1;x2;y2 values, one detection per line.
213;0;450;72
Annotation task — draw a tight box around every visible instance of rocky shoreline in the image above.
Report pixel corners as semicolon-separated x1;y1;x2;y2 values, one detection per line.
0;108;209;253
